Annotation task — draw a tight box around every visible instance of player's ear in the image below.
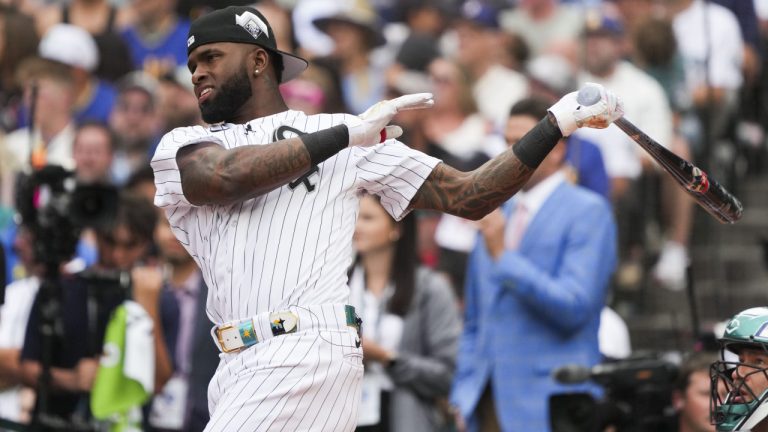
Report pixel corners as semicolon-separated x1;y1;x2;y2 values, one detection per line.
248;47;270;77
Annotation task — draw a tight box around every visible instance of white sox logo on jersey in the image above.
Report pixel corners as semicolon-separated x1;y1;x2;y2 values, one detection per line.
272;125;319;192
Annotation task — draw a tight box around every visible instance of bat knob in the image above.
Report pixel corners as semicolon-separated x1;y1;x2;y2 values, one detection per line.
576;84;602;106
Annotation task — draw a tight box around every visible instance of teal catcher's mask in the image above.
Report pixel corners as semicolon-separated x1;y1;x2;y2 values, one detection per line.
712;307;768;431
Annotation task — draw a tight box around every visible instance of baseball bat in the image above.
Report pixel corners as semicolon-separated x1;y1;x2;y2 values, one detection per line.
576;85;743;224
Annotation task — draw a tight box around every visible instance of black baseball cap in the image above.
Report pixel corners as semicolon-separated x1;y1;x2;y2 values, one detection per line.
187;6;308;82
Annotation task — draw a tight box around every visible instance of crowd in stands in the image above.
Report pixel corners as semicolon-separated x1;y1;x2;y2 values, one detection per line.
0;0;764;430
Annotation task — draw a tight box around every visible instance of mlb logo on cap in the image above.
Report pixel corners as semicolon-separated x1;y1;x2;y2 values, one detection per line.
235;11;268;40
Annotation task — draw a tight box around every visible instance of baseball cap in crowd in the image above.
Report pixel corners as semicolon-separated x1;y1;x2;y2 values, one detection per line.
396;33;439;72
389;33;438;95
583;12;624;37
313;0;387;48
187;6;308;82
39;23;99;72
459;0;500;29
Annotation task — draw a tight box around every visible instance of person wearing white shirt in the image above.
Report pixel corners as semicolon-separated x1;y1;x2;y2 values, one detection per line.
670;0;744;146
580;14;694;292
1;58;77;208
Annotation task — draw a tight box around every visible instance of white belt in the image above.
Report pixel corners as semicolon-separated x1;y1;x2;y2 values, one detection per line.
211;304;360;354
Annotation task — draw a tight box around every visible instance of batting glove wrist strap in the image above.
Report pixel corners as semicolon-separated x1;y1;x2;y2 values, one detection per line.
512;115;562;168
547;91;581;137
301;124;349;166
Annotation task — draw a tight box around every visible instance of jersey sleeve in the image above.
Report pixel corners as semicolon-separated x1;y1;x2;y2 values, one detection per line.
150;126;224;212
355;141;441;221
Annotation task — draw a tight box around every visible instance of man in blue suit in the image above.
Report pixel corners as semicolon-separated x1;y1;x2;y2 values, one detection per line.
450;97;618;431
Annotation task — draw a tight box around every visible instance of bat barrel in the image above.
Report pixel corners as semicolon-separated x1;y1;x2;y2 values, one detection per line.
614;118;743;224
574;83;743;224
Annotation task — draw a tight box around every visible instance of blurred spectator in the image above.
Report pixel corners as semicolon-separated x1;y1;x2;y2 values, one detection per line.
452;0;528;129
280;62;346;115
70;120;115;281
386;32;439;97
254;1;295;55
156;71;203;132
499;0;585;58
669;0;744;146
711;0;761;86
2;57;77;208
631;16;689;116
581;14;674;159
292;0;344;58
35;0;134;82
0;6;39;133
498;31;530;72
423;57;503;296
397;0;454;37
109;72;162;185
36;0;133;36
385;0;449;94
350;194;460;432
712;0;764;166
672;351;717;432
20;192;178;423
423;57;499;168
72;121;115;185
313;0;388;114
450;98;616;431
149;214;216;432
613;0;660;38
126;165;160;205
120;0;191;77
0;225;39;424
580;13;694;292
38;23;118;125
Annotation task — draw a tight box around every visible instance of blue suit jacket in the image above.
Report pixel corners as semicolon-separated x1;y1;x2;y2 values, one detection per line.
450;181;617;432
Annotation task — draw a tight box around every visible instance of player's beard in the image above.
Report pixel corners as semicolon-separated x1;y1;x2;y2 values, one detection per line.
199;68;253;124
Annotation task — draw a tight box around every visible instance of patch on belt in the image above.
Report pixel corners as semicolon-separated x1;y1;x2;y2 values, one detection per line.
270;311;299;336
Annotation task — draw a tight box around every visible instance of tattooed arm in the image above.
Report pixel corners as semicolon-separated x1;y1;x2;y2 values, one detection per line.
410;114;558;220
177;138;311;206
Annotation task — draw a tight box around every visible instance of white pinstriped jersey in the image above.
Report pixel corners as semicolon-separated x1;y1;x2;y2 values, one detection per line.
151;110;440;324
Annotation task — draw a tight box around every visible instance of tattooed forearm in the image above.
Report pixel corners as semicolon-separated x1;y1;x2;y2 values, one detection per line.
411;153;533;220
411;114;562;219
178;138;311;205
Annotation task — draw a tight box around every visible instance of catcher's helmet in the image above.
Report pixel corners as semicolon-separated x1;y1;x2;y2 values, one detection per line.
712;307;768;431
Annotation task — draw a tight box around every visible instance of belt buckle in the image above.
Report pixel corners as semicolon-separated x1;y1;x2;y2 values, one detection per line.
270;311;299;336
215;324;240;354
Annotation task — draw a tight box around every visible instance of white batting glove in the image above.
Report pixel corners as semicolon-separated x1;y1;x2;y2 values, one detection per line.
346;93;434;147
548;83;624;137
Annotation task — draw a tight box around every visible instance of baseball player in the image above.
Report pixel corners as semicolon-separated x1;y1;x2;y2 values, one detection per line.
150;6;623;432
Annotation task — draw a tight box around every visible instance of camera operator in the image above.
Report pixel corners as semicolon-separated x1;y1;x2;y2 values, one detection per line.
673;352;717;432
18;191;178;423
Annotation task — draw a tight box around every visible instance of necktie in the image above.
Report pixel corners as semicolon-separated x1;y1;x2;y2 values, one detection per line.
504;202;529;250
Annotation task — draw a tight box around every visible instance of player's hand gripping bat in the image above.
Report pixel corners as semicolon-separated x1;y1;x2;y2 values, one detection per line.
577;85;743;224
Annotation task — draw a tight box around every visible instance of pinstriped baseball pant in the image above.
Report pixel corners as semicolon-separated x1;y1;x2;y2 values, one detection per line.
203;327;363;432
